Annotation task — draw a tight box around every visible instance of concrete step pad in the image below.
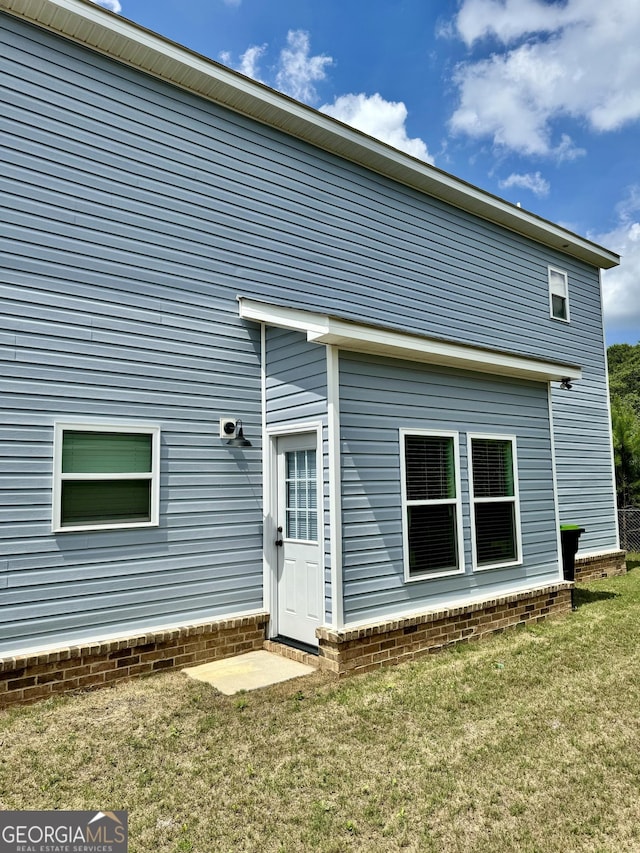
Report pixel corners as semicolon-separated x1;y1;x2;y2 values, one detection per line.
182;649;316;695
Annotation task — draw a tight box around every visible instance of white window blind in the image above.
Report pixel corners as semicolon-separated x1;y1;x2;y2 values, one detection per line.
470;436;520;569
402;433;462;578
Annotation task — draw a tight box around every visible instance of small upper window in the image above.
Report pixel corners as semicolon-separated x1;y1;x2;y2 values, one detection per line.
549;267;569;322
53;423;160;532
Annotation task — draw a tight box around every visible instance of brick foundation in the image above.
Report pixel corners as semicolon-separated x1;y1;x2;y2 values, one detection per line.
574;550;626;583
316;584;572;678
0;613;269;708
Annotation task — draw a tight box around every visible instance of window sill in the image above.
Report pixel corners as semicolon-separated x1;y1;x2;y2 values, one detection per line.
52;520;159;534
473;558;523;572
404;566;466;583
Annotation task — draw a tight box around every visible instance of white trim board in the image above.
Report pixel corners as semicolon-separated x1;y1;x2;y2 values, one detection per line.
238;298;582;383
547;385;565;582
327;346;344;629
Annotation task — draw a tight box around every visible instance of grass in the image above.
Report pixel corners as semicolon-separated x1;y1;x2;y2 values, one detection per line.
2;559;640;853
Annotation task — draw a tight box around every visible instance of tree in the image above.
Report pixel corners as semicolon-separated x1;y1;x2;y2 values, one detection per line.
608;343;640;417
611;397;640;507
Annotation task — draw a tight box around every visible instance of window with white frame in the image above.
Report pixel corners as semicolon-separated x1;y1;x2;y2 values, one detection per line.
469;435;521;570
549;267;569;321
401;430;463;579
52;423;160;532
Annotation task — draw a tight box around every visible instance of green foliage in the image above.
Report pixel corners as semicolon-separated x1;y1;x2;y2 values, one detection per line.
608;343;640;417
608;343;640;506
611;398;640;506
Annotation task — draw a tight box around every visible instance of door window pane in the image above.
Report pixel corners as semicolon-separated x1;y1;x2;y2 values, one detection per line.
285;449;318;541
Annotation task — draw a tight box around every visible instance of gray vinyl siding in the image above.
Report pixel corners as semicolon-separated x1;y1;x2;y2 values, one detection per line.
0;14;617;649
1;16;610;364
265;329;327;427
264;329;331;620
339;353;559;625
1;18;266;653
550;276;617;553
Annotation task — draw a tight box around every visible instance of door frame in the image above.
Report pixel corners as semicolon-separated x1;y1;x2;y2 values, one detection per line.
264;420;324;641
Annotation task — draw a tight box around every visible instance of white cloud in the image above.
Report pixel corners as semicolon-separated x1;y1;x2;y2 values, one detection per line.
275;30;333;104
450;0;640;156
320;93;433;163
90;0;122;11
238;45;267;82
499;171;550;197
599;188;640;337
220;30;331;105
220;32;432;161
456;0;578;47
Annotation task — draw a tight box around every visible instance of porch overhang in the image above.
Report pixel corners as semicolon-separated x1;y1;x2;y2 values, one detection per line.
238;298;582;383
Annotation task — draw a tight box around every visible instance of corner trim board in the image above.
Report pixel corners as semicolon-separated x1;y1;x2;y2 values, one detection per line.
327;345;344;630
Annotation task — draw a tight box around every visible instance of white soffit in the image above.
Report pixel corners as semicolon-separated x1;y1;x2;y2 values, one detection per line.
238;298;582;382
0;0;619;271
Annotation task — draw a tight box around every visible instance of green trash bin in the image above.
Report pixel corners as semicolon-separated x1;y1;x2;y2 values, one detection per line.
560;524;585;582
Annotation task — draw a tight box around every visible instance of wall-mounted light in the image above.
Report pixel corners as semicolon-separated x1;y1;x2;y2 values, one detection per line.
560;377;573;390
220;417;252;447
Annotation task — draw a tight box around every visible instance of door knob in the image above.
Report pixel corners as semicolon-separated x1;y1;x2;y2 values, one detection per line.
275;525;283;546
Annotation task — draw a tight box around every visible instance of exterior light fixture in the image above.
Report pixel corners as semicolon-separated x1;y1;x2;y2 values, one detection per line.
226;420;252;447
560;377;573;390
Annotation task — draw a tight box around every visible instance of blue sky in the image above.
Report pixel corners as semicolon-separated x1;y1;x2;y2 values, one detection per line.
95;0;639;346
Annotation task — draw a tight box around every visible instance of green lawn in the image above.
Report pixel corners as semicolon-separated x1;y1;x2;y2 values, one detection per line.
2;559;640;853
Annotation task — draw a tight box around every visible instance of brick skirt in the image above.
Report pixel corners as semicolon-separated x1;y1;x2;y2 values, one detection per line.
317;583;573;677
0;612;269;708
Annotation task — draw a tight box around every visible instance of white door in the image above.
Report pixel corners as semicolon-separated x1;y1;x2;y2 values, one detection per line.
276;434;322;647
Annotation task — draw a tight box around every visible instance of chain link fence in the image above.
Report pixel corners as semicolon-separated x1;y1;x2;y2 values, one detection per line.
618;508;640;552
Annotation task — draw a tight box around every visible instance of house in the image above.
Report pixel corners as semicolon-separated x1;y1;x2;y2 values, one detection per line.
0;0;626;704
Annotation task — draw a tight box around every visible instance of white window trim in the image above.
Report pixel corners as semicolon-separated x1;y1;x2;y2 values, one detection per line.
548;266;570;323
468;432;523;572
52;421;161;533
400;428;465;582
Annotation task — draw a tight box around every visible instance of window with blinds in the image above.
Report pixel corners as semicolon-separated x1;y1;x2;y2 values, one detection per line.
53;424;160;531
402;432;462;578
470;436;521;569
549;267;569;322
285;448;318;541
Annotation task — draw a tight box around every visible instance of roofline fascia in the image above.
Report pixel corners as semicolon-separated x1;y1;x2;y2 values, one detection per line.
0;0;620;270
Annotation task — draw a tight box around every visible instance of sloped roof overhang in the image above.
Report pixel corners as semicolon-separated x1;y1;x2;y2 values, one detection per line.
238;298;582;383
1;0;620;271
